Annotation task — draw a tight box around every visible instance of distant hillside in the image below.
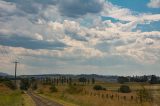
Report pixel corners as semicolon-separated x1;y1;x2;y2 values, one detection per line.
0;72;9;77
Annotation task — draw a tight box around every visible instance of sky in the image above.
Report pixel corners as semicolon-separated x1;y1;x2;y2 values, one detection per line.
0;0;160;76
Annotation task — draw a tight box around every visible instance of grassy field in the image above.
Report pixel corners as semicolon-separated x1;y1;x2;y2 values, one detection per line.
0;90;22;106
0;83;35;106
1;80;160;106
36;82;160;106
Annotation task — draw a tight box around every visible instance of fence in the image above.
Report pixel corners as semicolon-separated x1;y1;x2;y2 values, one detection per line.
82;89;148;103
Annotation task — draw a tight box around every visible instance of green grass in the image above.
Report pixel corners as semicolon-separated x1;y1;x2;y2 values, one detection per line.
0;91;22;106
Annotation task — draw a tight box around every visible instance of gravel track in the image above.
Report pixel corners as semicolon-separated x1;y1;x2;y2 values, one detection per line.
27;91;63;106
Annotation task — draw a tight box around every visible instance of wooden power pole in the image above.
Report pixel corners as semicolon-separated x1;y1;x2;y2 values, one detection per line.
14;61;19;86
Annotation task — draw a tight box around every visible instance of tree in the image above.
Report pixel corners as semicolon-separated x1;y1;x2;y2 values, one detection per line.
87;79;90;84
92;78;95;84
141;75;148;82
78;77;87;85
119;85;131;93
150;75;158;84
30;77;37;90
137;87;152;103
46;77;49;84
61;77;64;85
117;77;129;84
56;78;59;85
69;77;72;85
31;82;37;90
66;78;69;84
53;78;55;84
20;78;30;90
41;78;45;84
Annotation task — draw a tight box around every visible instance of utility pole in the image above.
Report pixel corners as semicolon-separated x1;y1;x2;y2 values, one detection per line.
14;61;19;87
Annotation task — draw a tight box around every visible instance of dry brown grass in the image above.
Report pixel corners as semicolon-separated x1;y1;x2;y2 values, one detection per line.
0;83;12;93
37;82;160;106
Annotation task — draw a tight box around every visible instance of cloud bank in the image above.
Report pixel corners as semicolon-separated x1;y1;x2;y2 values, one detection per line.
0;0;160;75
147;0;160;8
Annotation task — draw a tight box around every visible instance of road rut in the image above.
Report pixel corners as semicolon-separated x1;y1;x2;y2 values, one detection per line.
27;92;63;106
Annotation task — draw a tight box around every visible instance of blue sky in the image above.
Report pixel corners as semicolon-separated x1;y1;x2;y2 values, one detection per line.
0;0;160;75
109;0;160;14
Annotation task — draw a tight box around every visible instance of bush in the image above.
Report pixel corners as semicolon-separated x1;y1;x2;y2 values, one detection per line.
31;82;37;90
4;81;16;90
0;77;7;83
73;83;77;86
0;78;16;90
102;88;106;90
137;87;152;102
93;85;106;91
119;85;131;93
20;78;30;90
50;85;58;93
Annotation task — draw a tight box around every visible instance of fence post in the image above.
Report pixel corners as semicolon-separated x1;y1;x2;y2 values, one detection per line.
131;96;133;100
102;94;104;98
106;94;108;98
110;95;113;99
90;92;92;96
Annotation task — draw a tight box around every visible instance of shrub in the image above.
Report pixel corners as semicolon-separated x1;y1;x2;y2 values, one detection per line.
50;84;58;93
31;82;37;90
137;87;152;102
102;88;106;90
0;78;16;90
119;85;131;93
4;80;16;90
73;83;77;86
78;77;87;85
20;78;30;90
93;85;106;91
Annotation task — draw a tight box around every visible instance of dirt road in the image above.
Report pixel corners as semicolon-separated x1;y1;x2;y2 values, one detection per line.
27;91;63;106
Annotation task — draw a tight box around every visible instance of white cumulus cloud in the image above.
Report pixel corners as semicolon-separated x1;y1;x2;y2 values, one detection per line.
147;0;160;8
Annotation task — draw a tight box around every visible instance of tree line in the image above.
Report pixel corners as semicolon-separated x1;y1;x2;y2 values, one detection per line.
19;76;96;90
117;75;160;84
